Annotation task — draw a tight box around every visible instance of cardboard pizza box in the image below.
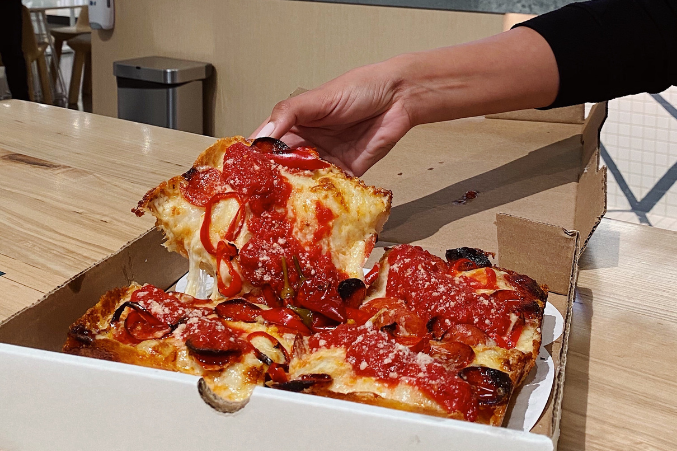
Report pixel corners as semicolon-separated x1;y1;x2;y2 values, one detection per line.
0;103;607;451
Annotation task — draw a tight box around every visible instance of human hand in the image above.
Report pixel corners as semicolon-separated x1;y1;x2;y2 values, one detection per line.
249;58;415;176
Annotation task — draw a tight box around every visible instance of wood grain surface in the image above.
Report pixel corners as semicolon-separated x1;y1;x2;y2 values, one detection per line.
1;100;676;450
0;100;214;318
560;219;677;451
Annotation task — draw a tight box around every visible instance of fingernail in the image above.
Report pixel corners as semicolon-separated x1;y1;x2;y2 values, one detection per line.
255;122;276;138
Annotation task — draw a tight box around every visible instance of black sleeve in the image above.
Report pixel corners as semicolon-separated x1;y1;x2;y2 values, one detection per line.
516;0;677;108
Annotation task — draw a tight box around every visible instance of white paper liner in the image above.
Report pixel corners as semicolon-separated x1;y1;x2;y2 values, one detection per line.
174;270;565;431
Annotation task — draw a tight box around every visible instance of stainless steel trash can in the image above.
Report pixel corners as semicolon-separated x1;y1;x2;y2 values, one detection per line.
114;56;213;134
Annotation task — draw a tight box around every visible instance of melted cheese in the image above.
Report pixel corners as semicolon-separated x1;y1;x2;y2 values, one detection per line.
144;146;390;299
289;347;443;413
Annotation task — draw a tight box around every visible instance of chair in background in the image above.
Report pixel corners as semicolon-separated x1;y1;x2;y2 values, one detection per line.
21;5;52;104
66;33;91;111
49;6;90;82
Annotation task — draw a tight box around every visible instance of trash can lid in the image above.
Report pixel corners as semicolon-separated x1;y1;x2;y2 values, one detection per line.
114;56;213;84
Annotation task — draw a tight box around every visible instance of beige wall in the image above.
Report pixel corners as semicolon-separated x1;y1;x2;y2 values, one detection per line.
92;0;503;137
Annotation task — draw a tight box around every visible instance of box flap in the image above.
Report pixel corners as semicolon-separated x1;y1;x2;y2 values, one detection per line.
581;102;608;171
486;105;585;125
496;214;579;295
574;102;608;253
574;160;607;254
0;228;188;352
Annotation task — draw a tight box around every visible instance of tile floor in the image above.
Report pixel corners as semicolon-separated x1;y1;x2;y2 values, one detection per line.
588;88;677;232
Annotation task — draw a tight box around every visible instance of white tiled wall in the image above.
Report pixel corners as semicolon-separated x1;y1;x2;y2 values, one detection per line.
589;87;677;231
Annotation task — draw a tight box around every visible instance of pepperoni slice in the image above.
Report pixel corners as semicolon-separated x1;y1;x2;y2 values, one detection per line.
363;297;427;337
428;341;475;370
394;336;426;353
458;366;513;406
250;137;290;154
184;318;247;369
179;167;227;207
215;299;262;322
505;272;547;302
124;309;172;341
265;147;330;171
443;323;494;347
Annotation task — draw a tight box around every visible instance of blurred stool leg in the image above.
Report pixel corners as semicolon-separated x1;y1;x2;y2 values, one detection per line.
82;51;92;112
68;46;85;108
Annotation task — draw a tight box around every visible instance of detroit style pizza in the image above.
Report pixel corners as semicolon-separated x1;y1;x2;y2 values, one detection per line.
64;137;546;426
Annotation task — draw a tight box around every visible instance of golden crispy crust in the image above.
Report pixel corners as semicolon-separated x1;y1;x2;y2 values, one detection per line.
132;136;393;217
63;284;181;370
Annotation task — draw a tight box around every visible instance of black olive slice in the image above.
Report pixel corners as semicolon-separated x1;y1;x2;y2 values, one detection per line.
181;166;198;181
338;278;367;308
111;301;154;324
458;366;513;406
185;338;243;357
380;322;398;335
247;331;291;366
68;325;94;344
445;247;492;268
271;373;333;392
251;137;290;154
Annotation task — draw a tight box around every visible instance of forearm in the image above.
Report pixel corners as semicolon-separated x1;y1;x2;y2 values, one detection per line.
519;0;677;108
390;27;559;126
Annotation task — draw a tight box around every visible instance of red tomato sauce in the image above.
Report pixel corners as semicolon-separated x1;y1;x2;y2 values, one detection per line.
313;201;335;241
130;285;211;325
180;141;347;321
309;324;477;421
385;245;526;349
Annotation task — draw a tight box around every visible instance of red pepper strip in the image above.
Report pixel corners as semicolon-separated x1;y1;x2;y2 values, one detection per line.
310;313;339;333
463;267;498;290
247;331;291;364
215;299;261;322
216;241;242;298
266;148;330;171
364;263;379;286
259;308;312;336
449;258;479;274
493;316;524;349
200;192;245;255
267;362;289;383
345;307;373;326
261;284;282;308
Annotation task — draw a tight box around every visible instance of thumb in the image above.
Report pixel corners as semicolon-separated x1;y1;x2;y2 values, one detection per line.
258;90;336;139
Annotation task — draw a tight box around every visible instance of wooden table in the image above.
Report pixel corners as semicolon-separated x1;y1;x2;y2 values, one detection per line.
1;100;675;450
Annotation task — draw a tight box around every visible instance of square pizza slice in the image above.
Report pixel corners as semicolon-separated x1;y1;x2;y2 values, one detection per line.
133;136;392;325
285;244;547;425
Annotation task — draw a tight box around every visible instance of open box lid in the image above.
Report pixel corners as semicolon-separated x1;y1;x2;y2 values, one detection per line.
0;102;607;450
